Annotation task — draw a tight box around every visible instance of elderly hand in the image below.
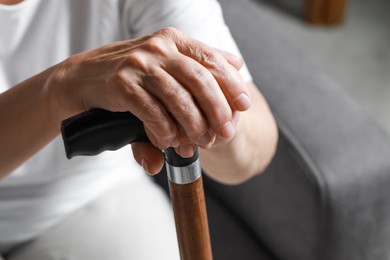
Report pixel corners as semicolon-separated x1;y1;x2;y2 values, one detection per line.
48;28;250;174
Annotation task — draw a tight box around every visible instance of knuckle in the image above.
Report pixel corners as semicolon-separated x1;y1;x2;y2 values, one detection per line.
192;68;213;86
155;129;175;146
124;51;149;71
143;105;175;144
200;50;221;68
172;95;206;141
111;71;135;95
211;107;232;127
160;133;175;146
186;122;205;141
143;103;163;120
142;36;169;56
108;72;139;111
111;70;128;86
163;83;186;101
155;27;180;38
171;93;195;118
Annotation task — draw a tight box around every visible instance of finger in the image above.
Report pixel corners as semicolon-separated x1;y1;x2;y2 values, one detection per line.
210;111;240;148
215;48;244;70
110;67;179;148
199;127;216;149
172;31;251;112
172;128;195;158
174;144;197;158
142;66;215;146
131;142;165;175
173;123;216;157
165;54;235;139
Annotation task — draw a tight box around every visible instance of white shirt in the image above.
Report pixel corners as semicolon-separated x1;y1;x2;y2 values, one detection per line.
0;0;251;243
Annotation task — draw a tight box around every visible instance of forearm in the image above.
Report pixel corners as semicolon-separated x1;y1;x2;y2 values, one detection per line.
0;68;61;178
199;82;278;184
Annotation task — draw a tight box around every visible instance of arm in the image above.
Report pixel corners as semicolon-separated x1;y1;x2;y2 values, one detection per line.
0;68;59;178
199;82;278;185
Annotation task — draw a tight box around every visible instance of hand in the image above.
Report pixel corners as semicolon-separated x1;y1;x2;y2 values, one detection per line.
49;28;251;174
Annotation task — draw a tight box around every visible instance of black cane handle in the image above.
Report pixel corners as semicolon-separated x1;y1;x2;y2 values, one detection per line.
61;108;198;165
61;109;148;159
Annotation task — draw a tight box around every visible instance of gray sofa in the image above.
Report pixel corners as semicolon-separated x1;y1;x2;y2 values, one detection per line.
155;0;390;259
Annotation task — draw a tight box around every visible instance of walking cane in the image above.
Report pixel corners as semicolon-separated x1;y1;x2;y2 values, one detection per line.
61;109;213;260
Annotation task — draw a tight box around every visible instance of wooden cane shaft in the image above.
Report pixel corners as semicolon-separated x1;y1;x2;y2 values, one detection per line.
169;177;213;260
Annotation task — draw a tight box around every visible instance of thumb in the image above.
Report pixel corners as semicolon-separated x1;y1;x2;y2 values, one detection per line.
131;142;165;175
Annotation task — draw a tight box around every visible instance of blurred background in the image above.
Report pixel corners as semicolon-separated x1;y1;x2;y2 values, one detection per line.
247;0;390;132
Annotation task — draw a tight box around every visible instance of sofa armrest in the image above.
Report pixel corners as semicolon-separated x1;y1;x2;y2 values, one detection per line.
204;0;390;259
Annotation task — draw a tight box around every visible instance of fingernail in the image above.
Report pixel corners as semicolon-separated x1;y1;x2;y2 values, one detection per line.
170;137;180;148
220;121;235;138
234;93;251;111
178;144;195;158
198;131;212;146
141;158;154;176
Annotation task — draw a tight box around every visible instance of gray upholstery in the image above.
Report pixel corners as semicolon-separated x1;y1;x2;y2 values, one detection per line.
156;0;390;259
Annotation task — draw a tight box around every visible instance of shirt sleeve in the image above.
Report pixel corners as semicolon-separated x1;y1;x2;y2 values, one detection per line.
122;0;252;82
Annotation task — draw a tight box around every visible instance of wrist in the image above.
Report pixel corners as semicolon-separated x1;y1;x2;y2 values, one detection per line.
44;60;86;131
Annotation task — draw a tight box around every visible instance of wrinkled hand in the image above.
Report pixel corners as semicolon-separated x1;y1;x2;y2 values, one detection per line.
50;28;251;174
